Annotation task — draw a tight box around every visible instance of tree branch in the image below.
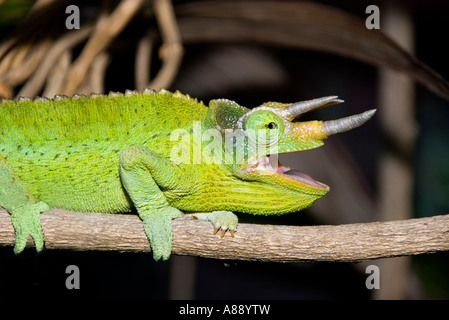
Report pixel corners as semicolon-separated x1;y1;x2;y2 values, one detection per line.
0;208;448;262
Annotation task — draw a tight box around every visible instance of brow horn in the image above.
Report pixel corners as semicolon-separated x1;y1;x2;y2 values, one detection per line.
322;109;377;137
286;96;344;119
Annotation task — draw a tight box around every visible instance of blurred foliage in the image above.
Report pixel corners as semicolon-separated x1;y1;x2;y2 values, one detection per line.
0;0;33;27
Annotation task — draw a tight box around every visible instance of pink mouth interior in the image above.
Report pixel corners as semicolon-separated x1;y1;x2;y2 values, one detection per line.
245;155;329;190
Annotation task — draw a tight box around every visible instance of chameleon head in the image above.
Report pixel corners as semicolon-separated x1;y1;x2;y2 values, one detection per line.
210;96;376;214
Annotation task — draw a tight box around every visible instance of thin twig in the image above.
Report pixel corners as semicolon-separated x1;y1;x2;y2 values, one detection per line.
62;0;145;95
0;0;59;60
42;50;71;97
17;24;93;98
148;0;184;90
78;51;110;95
0;39;52;88
135;31;155;91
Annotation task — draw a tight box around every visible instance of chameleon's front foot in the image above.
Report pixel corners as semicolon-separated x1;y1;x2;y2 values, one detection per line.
10;201;49;254
141;207;183;261
193;211;238;237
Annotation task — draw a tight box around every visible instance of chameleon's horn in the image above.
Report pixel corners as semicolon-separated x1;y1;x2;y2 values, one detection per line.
322;109;377;137
286;96;344;119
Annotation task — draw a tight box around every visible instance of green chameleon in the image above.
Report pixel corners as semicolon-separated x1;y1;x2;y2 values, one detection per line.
0;89;375;260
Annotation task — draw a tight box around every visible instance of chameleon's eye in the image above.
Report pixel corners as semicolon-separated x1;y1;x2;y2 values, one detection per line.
266;121;277;130
244;110;285;147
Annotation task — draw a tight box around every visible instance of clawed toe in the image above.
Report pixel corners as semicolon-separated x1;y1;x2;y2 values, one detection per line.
213;226;236;237
193;211;238;238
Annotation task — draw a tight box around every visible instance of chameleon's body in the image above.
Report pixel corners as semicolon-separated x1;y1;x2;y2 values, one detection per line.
0;89;375;260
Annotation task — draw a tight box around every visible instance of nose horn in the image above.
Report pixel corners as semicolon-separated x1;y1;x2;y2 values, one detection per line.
322;109;377;137
286;96;344;118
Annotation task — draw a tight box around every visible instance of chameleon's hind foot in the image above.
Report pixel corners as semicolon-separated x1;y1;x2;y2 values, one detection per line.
193;211;238;238
10;201;49;254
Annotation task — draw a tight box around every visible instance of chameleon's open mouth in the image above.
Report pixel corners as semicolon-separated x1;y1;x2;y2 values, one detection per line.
244;154;329;190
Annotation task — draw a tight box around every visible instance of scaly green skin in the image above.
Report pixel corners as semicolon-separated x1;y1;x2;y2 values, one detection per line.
0;89;342;260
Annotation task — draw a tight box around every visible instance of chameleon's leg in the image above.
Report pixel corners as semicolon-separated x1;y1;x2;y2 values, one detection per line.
0;155;49;253
119;145;183;261
192;211;238;237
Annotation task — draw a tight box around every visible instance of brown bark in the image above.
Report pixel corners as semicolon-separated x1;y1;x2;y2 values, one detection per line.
0;208;448;262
